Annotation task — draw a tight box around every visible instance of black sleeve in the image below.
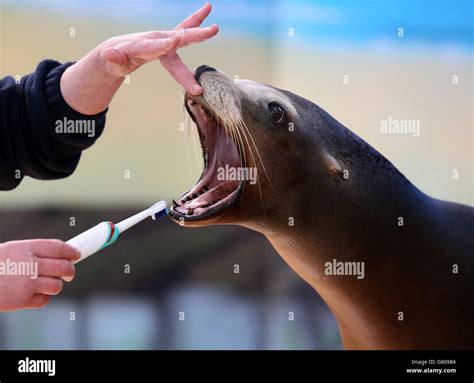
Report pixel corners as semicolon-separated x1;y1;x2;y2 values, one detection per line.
0;60;107;190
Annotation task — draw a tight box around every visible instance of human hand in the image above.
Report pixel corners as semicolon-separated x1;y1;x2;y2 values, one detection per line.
0;239;79;312
102;3;217;92
61;3;218;115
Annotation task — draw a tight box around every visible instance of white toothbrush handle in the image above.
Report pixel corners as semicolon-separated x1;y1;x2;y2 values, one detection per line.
67;222;112;265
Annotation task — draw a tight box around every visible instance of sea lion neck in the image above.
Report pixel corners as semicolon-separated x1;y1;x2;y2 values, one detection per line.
241;112;451;348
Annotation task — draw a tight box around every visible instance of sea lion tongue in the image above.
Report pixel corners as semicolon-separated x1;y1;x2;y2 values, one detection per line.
174;181;240;216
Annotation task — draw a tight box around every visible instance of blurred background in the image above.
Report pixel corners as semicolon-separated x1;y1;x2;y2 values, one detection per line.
0;0;472;349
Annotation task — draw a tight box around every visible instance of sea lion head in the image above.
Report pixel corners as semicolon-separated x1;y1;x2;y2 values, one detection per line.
169;65;350;230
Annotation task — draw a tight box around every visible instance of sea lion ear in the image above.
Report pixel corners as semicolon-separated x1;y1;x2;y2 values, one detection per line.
322;151;344;177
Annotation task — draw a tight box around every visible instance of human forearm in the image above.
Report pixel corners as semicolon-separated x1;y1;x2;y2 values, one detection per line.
60;50;123;115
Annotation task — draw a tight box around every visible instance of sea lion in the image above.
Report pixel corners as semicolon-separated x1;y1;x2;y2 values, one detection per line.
169;65;474;349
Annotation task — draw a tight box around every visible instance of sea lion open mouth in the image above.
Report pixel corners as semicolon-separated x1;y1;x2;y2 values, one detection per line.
169;64;295;225
169;92;244;221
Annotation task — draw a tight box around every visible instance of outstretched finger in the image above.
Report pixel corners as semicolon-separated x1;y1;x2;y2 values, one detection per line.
176;2;212;30
165;25;219;47
141;3;212;40
121;35;182;60
160;52;202;95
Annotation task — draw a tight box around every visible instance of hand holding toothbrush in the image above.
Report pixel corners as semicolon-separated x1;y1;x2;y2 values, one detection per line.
0;202;167;313
60;3;218;115
0;240;79;312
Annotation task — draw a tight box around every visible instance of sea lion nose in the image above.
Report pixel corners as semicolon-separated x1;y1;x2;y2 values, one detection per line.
195;65;217;81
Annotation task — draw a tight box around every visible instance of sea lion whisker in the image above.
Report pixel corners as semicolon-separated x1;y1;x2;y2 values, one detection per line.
234;118;267;221
239;118;276;194
231;121;249;199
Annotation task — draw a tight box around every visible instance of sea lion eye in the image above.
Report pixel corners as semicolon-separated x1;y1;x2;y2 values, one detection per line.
268;102;285;124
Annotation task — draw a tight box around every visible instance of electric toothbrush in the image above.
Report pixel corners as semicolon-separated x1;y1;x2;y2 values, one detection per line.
67;201;168;265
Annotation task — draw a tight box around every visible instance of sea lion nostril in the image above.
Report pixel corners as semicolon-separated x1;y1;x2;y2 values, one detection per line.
195;65;217;81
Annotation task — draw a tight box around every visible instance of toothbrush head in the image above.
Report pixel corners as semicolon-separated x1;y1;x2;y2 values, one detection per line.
152;208;169;220
146;201;168;219
114;201;168;233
